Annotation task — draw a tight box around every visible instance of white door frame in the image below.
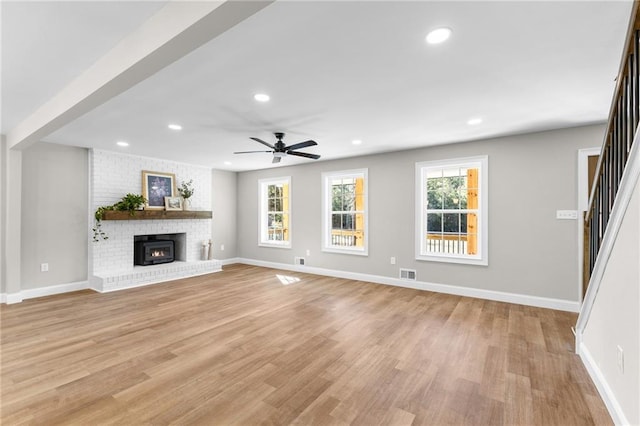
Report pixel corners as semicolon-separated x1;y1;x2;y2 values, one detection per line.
577;147;601;303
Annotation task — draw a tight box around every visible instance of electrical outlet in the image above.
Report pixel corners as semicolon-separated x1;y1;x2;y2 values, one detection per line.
220;244;225;251
617;345;624;373
390;257;396;265
306;249;311;256
40;263;49;272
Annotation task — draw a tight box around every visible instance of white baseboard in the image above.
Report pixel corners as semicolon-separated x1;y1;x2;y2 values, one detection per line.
5;293;23;304
579;342;629;425
2;259;579;313
220;257;241;266
1;259;236;303
3;292;24;304
236;258;580;312
1;281;89;304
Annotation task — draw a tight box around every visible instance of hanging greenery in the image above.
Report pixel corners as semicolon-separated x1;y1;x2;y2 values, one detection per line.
93;193;147;242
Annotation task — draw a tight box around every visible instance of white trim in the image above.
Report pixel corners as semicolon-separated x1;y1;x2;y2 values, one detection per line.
0;281;89;304
578;342;630;426
258;243;292;249
236;257;579;312
321;168;369;256
4;293;23;304
258;176;292;249
321;247;369;256
415;155;489;266
22;281;89;300
577;137;640;339
578;147;602;212
1;261;229;303
577;147;602;303
220;257;241;266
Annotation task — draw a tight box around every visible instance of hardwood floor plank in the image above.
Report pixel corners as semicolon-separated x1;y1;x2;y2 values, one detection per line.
0;264;611;425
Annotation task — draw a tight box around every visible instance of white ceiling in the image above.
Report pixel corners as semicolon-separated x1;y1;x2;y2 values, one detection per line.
1;1;633;171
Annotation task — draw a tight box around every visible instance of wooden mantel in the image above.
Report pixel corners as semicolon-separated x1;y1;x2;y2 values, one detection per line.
102;210;212;221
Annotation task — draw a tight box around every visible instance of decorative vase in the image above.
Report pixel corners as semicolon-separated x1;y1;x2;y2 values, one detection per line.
201;241;209;260
183;198;191;211
207;239;214;260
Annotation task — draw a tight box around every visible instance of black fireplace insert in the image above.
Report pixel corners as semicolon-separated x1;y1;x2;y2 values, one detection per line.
134;240;175;266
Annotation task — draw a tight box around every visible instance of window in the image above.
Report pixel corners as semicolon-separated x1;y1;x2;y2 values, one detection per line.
259;177;291;248
322;169;368;255
416;156;488;265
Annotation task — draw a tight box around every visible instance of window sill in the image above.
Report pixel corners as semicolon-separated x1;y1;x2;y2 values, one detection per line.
259;242;291;249
416;254;487;266
322;247;368;256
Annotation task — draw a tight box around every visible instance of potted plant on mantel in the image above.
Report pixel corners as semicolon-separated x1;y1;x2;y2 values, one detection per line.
178;179;194;211
93;193;146;242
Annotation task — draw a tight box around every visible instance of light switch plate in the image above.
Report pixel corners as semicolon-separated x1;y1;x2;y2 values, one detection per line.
556;210;578;220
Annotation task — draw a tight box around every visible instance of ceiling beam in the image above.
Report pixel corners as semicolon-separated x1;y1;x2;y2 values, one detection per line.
6;0;274;150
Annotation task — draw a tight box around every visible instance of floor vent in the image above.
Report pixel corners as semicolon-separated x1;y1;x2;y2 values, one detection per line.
294;257;305;266
400;268;416;281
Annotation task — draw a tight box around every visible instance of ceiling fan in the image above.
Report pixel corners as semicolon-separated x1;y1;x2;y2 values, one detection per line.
234;132;321;164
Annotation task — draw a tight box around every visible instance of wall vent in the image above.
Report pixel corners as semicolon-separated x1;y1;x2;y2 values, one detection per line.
400;268;416;281
294;257;305;266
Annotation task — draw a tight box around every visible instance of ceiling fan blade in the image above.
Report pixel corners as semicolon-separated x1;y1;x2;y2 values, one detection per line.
288;151;321;160
250;137;275;149
233;150;272;154
285;140;317;151
272;155;282;164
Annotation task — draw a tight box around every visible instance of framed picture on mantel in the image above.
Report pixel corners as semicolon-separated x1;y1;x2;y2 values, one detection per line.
164;196;183;211
142;170;176;210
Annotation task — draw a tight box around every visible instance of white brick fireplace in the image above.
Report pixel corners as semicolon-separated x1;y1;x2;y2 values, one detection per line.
89;150;221;292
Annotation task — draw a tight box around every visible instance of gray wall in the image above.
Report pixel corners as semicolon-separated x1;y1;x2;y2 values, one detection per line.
212;169;238;259
237;124;605;302
20;142;88;289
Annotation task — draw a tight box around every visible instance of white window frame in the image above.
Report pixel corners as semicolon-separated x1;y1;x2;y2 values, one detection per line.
415;156;488;265
322;168;368;256
258;176;291;249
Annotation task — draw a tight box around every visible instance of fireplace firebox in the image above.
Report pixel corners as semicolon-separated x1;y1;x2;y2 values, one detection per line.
134;240;175;266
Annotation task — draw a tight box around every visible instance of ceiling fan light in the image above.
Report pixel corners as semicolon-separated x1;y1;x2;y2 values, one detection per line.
254;93;270;102
273;152;286;158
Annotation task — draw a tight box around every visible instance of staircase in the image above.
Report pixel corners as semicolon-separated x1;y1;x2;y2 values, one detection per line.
575;2;640;425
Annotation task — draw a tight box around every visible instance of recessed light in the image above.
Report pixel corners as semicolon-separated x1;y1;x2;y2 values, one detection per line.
426;27;452;44
116;141;129;147
467;118;483;125
352;139;363;145
168;124;182;130
254;93;270;102
224;161;232;165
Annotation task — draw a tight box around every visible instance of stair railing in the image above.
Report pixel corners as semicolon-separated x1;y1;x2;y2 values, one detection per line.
584;2;640;288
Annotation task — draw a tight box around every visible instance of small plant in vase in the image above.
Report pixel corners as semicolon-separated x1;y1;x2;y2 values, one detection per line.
178;179;194;210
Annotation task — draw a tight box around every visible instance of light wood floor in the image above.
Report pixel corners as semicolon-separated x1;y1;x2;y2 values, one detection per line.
1;264;611;425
